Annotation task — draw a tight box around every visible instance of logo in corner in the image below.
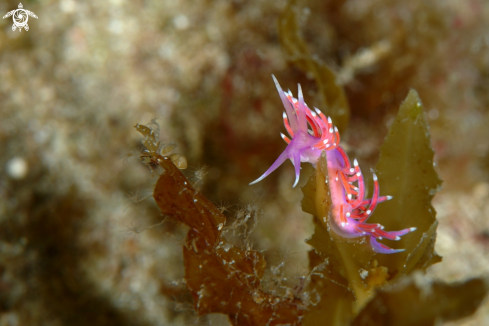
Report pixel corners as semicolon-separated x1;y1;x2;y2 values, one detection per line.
3;3;38;32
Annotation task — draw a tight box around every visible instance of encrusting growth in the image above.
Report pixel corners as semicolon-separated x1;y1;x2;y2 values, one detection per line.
250;76;416;254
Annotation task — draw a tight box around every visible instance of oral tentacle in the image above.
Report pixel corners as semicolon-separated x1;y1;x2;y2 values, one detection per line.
249;147;290;185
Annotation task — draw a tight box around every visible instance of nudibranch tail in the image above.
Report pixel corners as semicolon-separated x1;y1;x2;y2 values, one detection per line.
370;237;405;254
250;75;416;253
325;145;417;254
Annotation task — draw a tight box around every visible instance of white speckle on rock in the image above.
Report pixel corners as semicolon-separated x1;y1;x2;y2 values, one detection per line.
173;15;190;30
6;157;28;179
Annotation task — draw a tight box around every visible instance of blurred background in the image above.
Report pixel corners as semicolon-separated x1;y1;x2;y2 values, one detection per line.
1;0;488;325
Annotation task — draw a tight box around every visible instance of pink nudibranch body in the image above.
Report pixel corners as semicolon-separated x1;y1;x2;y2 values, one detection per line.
250;75;416;254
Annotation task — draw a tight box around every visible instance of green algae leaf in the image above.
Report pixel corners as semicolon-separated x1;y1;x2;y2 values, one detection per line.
302;154;387;323
352;274;489;326
404;221;440;274
278;0;350;132
300;163;319;217
303;248;354;326
301;90;445;324
302;154;354;326
370;89;442;277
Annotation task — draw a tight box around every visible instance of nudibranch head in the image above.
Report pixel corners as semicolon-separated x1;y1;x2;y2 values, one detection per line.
250;75;417;254
249;75;340;188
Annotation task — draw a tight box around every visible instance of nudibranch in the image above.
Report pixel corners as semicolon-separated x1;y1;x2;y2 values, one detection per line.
250;75;416;254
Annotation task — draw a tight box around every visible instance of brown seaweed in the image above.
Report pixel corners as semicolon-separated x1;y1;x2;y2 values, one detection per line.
135;124;304;325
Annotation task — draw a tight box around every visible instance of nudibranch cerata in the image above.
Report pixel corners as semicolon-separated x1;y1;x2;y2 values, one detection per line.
250;76;416;254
